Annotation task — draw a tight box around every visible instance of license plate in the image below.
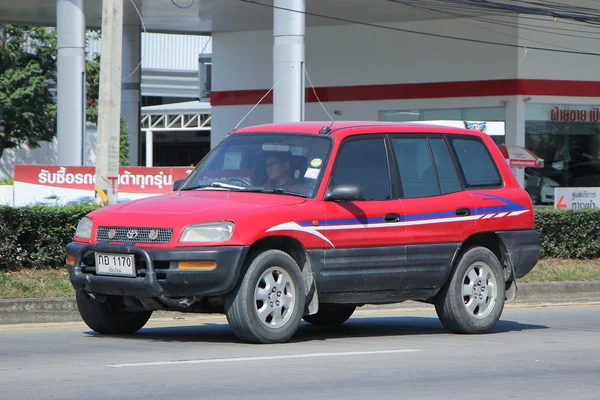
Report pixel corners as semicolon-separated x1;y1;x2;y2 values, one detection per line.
95;253;136;277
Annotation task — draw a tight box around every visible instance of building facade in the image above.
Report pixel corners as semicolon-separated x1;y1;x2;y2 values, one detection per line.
210;14;600;202
2;1;600;206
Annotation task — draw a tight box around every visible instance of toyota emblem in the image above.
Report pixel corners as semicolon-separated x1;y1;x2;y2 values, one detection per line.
126;229;138;240
107;229;117;239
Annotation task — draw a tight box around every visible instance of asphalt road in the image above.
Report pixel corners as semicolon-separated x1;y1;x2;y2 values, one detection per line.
1;304;600;400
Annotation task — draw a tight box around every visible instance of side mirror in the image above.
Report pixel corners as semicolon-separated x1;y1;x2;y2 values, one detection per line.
324;184;363;202
173;179;185;191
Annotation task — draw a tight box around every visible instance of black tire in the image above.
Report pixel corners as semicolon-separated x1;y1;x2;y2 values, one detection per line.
303;304;356;326
76;293;152;334
225;250;306;344
435;246;506;334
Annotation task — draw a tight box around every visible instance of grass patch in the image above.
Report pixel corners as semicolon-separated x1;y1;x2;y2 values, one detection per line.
517;258;600;283
0;269;75;299
0;258;599;299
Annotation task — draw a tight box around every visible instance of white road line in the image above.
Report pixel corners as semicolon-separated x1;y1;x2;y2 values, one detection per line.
106;349;421;368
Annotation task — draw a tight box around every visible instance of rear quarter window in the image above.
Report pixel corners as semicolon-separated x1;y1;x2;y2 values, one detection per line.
450;137;502;188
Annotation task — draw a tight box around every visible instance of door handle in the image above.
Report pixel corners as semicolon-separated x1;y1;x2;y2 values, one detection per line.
384;213;401;222
455;208;471;217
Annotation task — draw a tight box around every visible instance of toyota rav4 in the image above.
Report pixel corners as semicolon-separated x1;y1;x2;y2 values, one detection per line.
66;121;540;344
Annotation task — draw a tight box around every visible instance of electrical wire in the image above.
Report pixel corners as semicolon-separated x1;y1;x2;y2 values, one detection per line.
305;67;333;122
453;7;600;38
386;0;600;23
171;0;195;9
236;0;600;57
387;0;600;26
514;13;600;29
200;36;212;55
119;0;147;85
119;0;205;85
233;65;295;130
443;0;600;24
463;15;600;40
388;0;600;41
388;0;600;53
398;1;565;50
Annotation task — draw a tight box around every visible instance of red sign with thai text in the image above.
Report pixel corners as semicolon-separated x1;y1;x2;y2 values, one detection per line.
550;107;600;122
14;165;193;194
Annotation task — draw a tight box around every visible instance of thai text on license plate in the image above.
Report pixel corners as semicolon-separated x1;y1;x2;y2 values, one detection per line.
95;253;136;277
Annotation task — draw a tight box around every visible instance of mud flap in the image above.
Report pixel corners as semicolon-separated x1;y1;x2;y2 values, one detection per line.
500;241;518;302
302;254;319;315
505;278;518;302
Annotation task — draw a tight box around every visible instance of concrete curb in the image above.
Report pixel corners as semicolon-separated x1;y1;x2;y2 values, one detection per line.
2;281;600;325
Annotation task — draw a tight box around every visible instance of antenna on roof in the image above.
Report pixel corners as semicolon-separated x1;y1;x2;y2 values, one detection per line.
319;125;331;135
305;67;335;131
233;65;294;131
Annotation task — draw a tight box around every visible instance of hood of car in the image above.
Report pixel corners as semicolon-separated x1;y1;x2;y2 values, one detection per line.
89;190;306;227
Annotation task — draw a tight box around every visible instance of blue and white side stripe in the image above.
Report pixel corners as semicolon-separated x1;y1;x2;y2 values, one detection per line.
265;194;529;248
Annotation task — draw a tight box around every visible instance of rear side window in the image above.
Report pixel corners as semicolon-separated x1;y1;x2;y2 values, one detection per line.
451;137;502;188
330;138;391;200
392;137;439;198
429;138;462;194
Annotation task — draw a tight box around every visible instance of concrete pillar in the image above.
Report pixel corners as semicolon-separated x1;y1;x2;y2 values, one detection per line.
504;96;526;187
56;0;86;165
273;0;305;123
121;24;142;166
145;130;153;167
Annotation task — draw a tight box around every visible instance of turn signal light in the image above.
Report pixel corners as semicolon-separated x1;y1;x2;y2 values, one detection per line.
66;255;76;266
178;261;217;271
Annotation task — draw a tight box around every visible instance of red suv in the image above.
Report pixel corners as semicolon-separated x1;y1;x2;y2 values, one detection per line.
66;121;540;343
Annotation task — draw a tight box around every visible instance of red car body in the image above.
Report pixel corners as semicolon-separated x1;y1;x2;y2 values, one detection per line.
66;121;540;342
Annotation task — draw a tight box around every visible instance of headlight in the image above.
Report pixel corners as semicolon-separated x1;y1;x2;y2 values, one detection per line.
179;222;235;243
75;217;93;239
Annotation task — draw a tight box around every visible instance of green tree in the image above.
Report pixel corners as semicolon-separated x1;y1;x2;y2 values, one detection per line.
0;26;130;165
0;25;57;160
85;31;130;166
119;118;130;166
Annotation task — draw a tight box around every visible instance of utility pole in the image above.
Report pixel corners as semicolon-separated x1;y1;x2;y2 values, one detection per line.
273;0;305;123
95;0;123;205
56;0;86;166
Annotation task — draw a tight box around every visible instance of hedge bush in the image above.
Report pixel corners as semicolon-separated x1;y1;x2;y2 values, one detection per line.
535;208;600;259
0;204;97;269
1;206;600;269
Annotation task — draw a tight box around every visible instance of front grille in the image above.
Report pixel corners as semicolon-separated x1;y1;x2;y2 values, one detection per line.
96;227;173;244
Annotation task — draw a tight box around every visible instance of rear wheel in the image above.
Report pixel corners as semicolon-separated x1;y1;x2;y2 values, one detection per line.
76;293;152;334
225;250;305;344
435;246;505;334
303;304;356;326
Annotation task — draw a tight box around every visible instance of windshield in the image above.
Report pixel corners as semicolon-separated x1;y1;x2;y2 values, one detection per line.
181;133;333;197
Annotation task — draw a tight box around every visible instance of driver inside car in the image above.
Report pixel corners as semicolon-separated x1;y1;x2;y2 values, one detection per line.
264;152;305;193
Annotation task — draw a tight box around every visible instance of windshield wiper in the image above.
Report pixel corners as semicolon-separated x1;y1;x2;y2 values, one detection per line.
181;182;245;191
243;188;307;198
182;183;307;197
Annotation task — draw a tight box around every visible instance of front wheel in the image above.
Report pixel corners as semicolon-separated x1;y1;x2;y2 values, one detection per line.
435;247;506;334
76;293;152;334
225;250;306;344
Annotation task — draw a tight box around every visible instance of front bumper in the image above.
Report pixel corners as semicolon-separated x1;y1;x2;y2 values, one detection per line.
66;242;249;299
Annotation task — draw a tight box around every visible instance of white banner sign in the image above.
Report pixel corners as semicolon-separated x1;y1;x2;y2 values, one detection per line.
554;187;600;210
